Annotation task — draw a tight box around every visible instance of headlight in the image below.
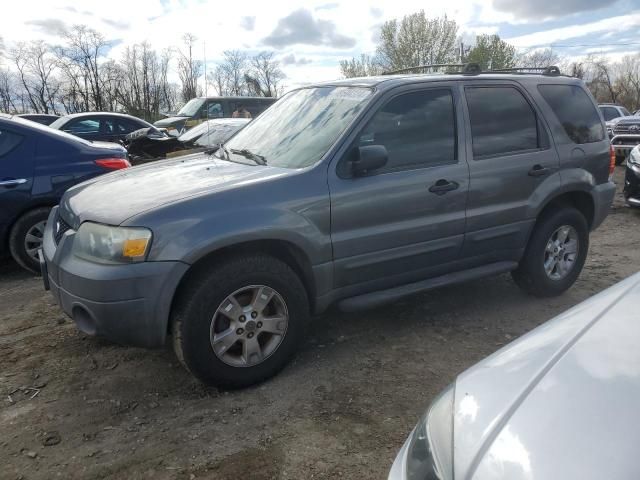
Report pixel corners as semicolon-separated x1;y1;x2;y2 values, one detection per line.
629;147;640;166
73;222;152;264
404;384;455;480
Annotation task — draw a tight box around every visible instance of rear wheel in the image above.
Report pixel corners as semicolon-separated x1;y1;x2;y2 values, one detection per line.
512;207;588;297
615;154;626;166
171;254;309;388
9;207;51;274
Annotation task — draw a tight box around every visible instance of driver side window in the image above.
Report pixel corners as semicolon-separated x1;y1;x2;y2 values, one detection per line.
352;88;457;174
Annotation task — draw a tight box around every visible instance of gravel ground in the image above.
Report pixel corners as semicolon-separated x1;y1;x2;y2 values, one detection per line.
1;167;639;480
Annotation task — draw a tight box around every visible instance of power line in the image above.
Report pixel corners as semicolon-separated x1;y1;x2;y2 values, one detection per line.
516;41;640;49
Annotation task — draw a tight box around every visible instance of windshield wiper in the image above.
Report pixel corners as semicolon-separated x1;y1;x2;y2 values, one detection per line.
230;148;267;165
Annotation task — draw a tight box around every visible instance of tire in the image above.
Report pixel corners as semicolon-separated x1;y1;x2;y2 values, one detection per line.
615;154;626;166
512;207;588;297
9;207;51;274
171;254;310;388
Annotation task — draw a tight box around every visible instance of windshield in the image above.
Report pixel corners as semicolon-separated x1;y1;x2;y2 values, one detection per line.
221;86;373;168
177;98;205;117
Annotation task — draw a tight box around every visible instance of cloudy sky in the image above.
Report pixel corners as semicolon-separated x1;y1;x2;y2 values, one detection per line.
2;0;640;91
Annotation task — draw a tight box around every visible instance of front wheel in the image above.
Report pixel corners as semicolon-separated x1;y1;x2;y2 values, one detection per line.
171;254;310;388
512;207;588;297
9;207;51;274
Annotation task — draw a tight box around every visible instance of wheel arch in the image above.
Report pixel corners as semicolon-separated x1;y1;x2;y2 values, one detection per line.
536;190;595;230
169;238;317;333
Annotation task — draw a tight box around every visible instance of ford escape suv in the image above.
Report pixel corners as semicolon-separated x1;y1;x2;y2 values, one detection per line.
41;66;615;388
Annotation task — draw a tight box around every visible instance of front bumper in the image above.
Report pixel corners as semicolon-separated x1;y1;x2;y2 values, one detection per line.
624;162;640;207
42;207;189;347
591;181;617;230
611;134;640;158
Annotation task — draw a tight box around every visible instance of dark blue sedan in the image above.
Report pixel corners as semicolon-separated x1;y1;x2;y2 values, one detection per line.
0;114;130;272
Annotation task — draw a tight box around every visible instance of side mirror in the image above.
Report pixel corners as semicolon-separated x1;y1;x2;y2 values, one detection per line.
351;145;388;176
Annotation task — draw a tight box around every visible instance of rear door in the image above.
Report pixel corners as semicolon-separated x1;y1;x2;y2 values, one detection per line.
328;83;469;292
461;82;560;261
0;124;35;247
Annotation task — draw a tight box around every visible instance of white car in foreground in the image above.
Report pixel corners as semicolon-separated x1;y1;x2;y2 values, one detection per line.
390;272;640;480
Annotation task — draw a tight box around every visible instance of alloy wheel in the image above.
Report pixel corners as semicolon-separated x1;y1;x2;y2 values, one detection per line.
544;225;579;281
210;285;289;367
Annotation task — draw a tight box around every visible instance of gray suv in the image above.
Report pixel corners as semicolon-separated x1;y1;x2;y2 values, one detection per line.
41;68;615;388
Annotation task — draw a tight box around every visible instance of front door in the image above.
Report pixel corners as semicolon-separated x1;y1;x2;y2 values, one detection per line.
328;85;469;293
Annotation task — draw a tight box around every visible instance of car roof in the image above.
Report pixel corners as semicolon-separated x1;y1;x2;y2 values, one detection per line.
305;72;583;92
60;112;147;120
192;96;276;101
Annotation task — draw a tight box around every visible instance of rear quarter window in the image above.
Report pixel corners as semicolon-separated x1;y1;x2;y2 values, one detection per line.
0;129;24;157
538;84;604;144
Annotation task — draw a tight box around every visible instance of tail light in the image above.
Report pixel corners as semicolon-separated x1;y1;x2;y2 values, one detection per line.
609;145;616;178
95;158;131;171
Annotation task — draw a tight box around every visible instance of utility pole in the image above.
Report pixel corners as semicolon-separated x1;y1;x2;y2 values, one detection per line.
203;40;208;96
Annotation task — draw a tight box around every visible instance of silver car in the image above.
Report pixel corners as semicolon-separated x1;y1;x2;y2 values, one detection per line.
389;272;640;480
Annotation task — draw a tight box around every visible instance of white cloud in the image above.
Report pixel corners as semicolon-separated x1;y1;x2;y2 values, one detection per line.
506;13;640;47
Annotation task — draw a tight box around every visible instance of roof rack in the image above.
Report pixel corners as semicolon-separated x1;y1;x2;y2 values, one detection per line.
383;63;562;76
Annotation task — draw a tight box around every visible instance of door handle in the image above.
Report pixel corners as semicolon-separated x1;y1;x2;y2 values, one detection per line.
428;179;459;195
528;165;550;177
0;178;27;187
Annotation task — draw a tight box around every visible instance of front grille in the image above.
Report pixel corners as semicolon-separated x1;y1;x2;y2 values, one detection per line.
54;213;72;245
613;124;640;135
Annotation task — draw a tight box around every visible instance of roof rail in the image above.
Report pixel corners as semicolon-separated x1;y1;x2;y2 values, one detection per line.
382;64;562;76
383;63;467;75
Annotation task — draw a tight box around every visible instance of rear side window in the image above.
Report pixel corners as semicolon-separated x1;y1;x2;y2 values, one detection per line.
465;86;539;158
0;129;24;157
117;118;144;133
354;88;456;172
538;85;605;144
66;119;100;135
600;106;620;122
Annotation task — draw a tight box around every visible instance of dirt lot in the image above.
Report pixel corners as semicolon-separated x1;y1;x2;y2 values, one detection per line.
1;167;639;480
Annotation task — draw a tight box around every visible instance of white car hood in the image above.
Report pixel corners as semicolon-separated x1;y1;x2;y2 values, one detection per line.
454;273;640;480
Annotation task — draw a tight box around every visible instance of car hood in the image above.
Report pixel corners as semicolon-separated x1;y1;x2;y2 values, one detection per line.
154;116;189;128
59;153;292;227
454;273;640;480
610;115;640;127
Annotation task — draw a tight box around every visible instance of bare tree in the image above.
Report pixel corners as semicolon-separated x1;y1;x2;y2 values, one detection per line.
0;67;19;112
9;41;60;113
247;51;285;97
177;34;202;102
614;54;640;111
519;48;561;69
57;25;111;111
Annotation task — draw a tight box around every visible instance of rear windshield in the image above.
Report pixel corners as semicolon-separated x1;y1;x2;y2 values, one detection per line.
538;84;604;144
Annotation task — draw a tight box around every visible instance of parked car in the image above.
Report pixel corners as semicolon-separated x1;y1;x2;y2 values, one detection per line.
609;115;640;164
124;118;250;161
49;112;153;144
624;145;640;207
16;113;60;126
0;114;129;272
599;103;630;124
154;96;275;134
389;272;640;480
42;68;615;388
